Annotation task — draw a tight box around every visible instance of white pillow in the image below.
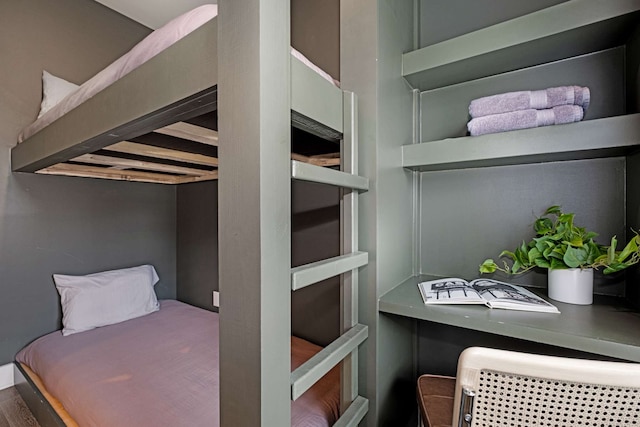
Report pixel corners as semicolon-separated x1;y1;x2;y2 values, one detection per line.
38;70;80;119
53;264;160;336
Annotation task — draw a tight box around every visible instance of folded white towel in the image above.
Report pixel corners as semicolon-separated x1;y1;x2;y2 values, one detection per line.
469;86;590;118
467;105;584;136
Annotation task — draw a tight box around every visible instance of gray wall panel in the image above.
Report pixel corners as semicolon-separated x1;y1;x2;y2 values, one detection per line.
627;20;640;113
176;181;218;312
341;0;381;423
342;0;416;424
625;27;640;308
291;0;339;81
419;157;626;295
376;0;418;425
416;320;621;378
419;0;568;48
421;48;626;142
0;0;175;365
291;181;340;346
626;153;640;308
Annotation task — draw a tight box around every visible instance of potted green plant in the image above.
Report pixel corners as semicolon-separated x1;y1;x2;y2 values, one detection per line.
479;205;640;305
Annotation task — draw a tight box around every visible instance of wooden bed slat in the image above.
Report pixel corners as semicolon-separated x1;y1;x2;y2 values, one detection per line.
37;163;217;184
291;153;340;167
73;154;213;176
104;141;219;167
32;142;338;184
154;122;219;146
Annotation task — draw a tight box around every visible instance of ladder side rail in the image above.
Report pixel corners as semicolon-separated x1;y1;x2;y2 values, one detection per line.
341;91;361;410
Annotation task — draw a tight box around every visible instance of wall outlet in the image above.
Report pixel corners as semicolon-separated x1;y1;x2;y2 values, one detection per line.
213;291;220;308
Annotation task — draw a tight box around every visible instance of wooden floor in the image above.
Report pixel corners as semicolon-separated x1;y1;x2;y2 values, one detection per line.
0;388;40;427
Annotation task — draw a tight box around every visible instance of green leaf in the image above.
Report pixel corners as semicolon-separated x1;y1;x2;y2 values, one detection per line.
527;247;542;264
566;235;584;247
550;258;566;269
533;237;553;253
479;259;498;274
584;231;598;241
511;260;522;274
534;258;551;269
548;247;565;260
617;235;638;262
534;218;553;235
603;261;634;275
499;250;516;261
607;236;617;264
558;213;574;226
563;246;589;268
514;244;529;266
545;205;562;215
584;241;602;265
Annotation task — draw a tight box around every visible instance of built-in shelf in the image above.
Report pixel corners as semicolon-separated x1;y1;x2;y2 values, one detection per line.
379;275;640;362
402;0;640;91
402;114;640;172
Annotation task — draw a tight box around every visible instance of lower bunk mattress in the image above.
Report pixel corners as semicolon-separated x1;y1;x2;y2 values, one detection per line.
16;300;340;426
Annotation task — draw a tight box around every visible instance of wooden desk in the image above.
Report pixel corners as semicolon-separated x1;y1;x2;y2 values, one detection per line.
379;275;640;362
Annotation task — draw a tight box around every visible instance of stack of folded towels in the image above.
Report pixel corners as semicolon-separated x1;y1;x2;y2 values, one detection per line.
467;86;590;136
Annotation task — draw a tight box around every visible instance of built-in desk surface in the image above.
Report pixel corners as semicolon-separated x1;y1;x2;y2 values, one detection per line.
379;275;640;362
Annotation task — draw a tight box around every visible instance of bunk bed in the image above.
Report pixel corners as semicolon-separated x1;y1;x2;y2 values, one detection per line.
12;3;369;427
12;4;342;184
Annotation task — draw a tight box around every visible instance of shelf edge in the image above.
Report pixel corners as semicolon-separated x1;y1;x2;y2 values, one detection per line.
402;114;640;171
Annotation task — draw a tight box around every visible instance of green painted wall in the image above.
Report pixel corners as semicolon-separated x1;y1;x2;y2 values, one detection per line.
419;158;626;294
624;25;640;308
419;0;567;47
0;0;176;365
342;0;416;424
176;181;219;313
420;48;625;142
365;2;640;426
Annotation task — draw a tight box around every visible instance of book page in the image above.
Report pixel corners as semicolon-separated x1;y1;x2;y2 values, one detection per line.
469;279;559;313
418;278;485;305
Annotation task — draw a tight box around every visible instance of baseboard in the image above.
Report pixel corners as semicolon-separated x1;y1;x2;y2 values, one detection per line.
0;363;14;390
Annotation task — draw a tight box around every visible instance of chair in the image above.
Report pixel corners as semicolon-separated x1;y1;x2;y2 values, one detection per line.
417;347;640;427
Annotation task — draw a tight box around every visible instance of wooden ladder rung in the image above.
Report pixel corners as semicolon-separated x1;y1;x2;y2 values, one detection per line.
290;324;368;401
333;396;369;427
290;252;368;291
291;160;369;190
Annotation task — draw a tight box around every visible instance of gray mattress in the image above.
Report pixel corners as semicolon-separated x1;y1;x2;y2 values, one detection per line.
16;300;340;427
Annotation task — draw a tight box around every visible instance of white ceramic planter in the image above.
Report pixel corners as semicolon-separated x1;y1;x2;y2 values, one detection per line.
547;268;594;305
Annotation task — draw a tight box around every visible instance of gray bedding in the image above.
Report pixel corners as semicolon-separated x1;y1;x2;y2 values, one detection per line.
16;300;340;426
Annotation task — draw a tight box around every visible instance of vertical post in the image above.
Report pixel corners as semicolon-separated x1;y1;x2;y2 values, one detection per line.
341;91;359;410
218;0;291;426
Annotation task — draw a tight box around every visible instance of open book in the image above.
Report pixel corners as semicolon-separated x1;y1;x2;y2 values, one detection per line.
417;278;560;313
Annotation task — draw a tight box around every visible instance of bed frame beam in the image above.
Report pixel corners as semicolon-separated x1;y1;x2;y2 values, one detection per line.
13;364;66;427
218;0;292;425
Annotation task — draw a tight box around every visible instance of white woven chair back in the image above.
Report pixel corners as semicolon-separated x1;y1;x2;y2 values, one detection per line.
452;347;640;427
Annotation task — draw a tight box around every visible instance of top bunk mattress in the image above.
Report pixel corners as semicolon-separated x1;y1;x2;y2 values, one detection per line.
16;299;341;427
18;4;339;144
